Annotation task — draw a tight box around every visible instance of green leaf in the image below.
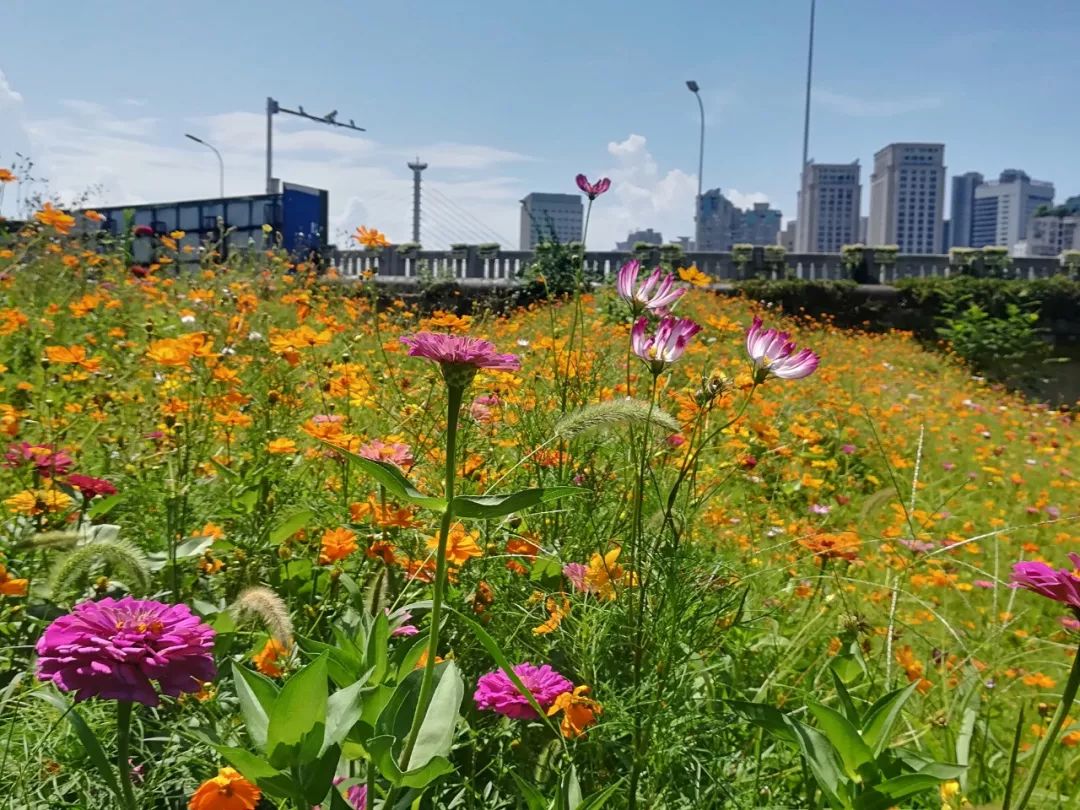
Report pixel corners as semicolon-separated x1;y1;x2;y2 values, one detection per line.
860;680;920;756
86;493;125;519
785;719;847;808
405;660;464;771
269;508;314;545
577;781;625;810
232;660;280;752
451;486;585;520
727;700;797;745
216;745;306;802
300;743;341;804
808;701;876;783
510;773;548;810
829;667;861;726
829;651;866;686
852;774;951;810
296;634;365;689
31;691;123;802
560;764;583;810
323;680;369;753
367;734;454;789
366;611;390;685
332;447;446;510
266;654;328;769
956;704;978;793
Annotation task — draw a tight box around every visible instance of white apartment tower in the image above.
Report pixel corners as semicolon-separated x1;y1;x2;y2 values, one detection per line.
971;169;1054;250
868;143;945;254
519;193;584;249
795;161;862;252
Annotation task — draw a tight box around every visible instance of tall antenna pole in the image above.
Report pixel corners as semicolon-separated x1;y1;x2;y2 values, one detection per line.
801;0;816;170
407;157;428;244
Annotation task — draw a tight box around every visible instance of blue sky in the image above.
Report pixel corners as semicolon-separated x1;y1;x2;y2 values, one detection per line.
2;0;1079;248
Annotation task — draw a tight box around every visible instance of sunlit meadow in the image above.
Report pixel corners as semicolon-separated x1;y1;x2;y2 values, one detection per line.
0;192;1077;810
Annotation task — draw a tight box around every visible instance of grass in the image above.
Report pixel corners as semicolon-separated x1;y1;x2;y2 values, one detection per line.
0;225;1077;809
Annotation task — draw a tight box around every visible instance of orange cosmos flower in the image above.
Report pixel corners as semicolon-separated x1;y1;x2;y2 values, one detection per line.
546;685;602;738
188;766;260;810
0;168;15;183
34;203;76;235
0;563;29;597
319;527;358;564
266;437;297;455
426;523;483;566
354;226;390;248
677;264;711;288
44;344;102;372
533;595;570;635
83;209;104;222
799;531;861;563
252;639;289;678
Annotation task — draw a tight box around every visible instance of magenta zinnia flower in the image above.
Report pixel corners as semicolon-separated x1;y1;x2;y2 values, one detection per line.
474;663;574;719
36;597;216;706
575;174;611;200
745;317;820;381
616;261;686;315
1011;553;1080;612
631;315;702;374
5;442;74;477
66;473;118;499
401;332;520;388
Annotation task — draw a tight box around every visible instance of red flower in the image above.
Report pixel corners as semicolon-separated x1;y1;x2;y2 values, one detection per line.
133;225;154;237
66;474;118;499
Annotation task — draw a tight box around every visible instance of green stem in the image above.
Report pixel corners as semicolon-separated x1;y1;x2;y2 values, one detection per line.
116;700;137;810
1012;638;1080;810
398;383;464;770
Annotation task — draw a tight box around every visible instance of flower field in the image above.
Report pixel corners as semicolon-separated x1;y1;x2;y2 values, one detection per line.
0;215;1078;809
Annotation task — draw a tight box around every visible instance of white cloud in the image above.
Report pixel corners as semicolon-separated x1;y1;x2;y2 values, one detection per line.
16;98;530;247
0;69;22;108
723;188;770;210
817;89;943;117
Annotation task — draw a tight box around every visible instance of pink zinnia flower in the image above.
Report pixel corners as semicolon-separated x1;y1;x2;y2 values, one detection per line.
575;174;611;200
35;597;216;706
346;784;368;810
386;608;419;637
401;332;520;388
745;317;820;381
358;439;414;469
616;261;685;315
474;663;574;719
66;473;118;499
1011;553;1080;611
630;315;701;374
5;442;74;477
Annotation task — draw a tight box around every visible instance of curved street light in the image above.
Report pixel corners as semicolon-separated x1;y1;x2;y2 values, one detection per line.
686;80;705;249
184;133;224;199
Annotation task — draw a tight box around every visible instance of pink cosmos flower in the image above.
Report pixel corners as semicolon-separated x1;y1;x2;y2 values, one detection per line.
973;580;996;589
745;317;820;381
358;439;414;469
36;597;216;706
401;332;520;388
66;474;118;499
386;608;419;637
631;316;702;375
346;784;367;810
1011;553;1080;611
616;261;685;315
474;663;574;719
470;393;500;424
5;442;74;477
575;174;611;200
563;563;589;593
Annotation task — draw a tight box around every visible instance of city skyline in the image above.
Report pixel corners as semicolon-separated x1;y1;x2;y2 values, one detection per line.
2;1;1080;249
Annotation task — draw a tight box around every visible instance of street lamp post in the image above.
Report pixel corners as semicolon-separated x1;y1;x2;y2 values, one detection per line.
184;133;224;198
264;96;366;194
686;80;704;250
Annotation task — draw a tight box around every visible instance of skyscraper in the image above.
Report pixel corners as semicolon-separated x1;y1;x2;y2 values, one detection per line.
949;171;983;247
519;193;584;249
697;189;738;251
868;143;945;254
795;161;861;252
735;202;782;246
971;169;1054;250
615;228;663;250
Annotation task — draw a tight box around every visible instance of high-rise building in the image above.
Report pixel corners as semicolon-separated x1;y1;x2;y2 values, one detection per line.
868;143;945;254
697;189;738;251
1023;213;1080;257
795;161;862;252
858;216;868;244
949;172;983;247
735;202;782;245
779;220;797;251
519;193;583;249
615;228;663;251
971;169;1054;250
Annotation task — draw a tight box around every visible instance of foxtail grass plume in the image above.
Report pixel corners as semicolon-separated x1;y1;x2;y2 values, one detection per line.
228;586;294;647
